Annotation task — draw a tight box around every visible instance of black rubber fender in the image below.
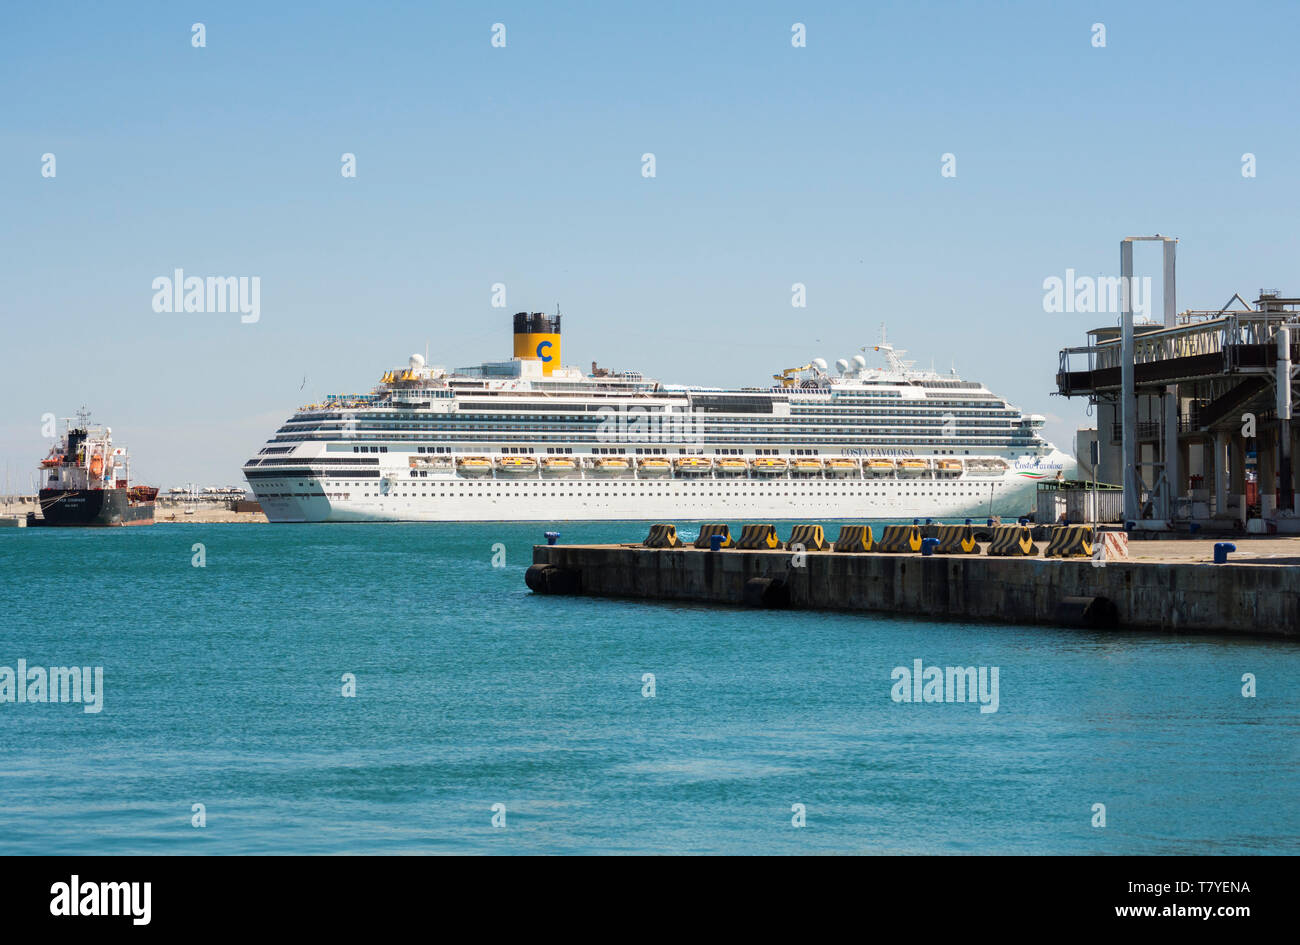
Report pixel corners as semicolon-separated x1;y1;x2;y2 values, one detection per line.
743;576;791;609
1054;595;1119;629
525;564;581;595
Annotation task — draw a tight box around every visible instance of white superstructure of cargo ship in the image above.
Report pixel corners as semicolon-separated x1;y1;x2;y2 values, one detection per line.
244;313;1071;523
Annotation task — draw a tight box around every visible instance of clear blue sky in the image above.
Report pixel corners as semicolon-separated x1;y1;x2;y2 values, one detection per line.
3;1;1298;489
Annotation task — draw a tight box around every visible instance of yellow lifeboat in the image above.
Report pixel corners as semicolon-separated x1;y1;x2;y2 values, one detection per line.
89;454;104;477
495;455;538;476
897;459;930;477
751;456;788;476
790;458;822;477
674;456;713;475
541;456;578;477
637;457;672;477
825;458;860;477
715;458;748;477
455;455;494;477
592;456;633;477
936;459;964;476
865;458;896;477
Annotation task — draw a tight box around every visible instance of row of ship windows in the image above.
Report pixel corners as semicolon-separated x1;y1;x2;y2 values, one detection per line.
267;484;1005;499
293;401;1009;422
267;481;1005;492
266;488;1003;501
282;435;1031;447
289;417;1021;433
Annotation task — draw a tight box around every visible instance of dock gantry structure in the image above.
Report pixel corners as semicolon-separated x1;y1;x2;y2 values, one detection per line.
1058;285;1299;526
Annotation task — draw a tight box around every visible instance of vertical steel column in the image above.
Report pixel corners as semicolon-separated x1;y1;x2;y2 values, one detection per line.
1279;325;1293;514
1161;239;1179;519
1121;239;1137;522
1215;429;1229;515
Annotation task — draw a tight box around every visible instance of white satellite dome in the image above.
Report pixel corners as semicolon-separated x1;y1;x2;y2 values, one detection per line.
852;354;868;370
409;353;426;371
811;357;828;371
835;358;850;374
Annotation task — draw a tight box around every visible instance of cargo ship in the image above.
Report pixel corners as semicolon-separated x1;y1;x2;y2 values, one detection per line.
32;411;157;526
243;313;1071;522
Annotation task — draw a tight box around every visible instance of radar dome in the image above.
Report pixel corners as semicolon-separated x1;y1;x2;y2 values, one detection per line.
409;353;425;371
835;358;850;374
812;357;828;371
852;354;868;370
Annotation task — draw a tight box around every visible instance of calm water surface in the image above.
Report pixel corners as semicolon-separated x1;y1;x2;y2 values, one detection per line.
1;522;1296;854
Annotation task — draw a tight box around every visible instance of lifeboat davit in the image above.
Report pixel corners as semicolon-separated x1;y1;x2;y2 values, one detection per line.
965;458;1008;478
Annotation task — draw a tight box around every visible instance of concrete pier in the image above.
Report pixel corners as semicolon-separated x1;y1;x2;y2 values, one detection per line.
530;541;1300;638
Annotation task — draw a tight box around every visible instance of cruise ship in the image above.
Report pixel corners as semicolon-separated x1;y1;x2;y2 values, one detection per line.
243;313;1071;523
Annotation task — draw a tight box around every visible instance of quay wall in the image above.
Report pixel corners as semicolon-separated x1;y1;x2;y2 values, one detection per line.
531;545;1299;638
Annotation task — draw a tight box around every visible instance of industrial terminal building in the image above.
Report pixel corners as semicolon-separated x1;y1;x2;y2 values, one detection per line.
1056;237;1299;532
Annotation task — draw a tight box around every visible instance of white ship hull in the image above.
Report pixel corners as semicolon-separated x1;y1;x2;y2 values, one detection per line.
245;317;1073;525
252;452;1073;523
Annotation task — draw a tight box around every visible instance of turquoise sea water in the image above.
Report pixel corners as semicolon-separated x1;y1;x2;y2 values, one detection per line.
0;522;1297;855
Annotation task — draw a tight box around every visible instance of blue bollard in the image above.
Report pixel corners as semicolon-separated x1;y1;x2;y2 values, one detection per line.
964;518;972;526
545;531;559;546
986;518;994;528
710;534;723;552
1213;542;1236;564
921;537;940;556
924;517;933;525
1124;521;1136;532
913;518;920;526
1189;522;1201;534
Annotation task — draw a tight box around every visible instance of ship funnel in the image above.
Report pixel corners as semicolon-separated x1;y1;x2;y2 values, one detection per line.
513;311;562;376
